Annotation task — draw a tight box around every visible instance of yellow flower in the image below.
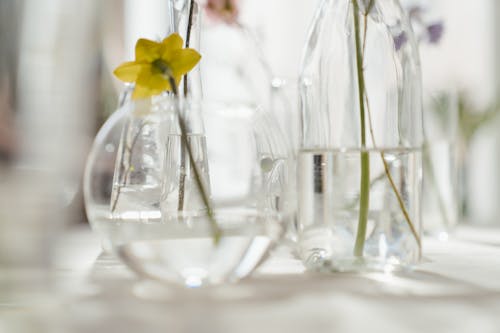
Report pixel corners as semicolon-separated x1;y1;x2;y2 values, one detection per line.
114;33;201;99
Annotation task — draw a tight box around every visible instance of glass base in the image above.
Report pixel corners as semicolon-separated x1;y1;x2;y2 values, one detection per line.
424;229;454;242
297;148;422;274
303;250;417;274
110;210;284;287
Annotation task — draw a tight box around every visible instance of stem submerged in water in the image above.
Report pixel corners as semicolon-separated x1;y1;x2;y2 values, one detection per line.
352;0;371;257
111;120;149;214
183;0;195;97
355;151;371;257
168;76;222;245
178;0;195;212
352;0;421;257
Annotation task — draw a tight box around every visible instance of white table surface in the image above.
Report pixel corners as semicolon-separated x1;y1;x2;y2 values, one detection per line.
3;225;500;333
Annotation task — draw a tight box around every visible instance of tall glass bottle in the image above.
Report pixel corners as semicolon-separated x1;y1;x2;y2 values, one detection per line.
298;0;423;271
199;2;274;113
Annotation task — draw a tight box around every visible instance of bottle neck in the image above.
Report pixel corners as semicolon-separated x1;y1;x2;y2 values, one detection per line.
169;0;202;99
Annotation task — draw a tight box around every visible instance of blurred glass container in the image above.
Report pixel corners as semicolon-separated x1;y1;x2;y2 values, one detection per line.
422;91;460;239
201;15;274;113
270;77;300;152
1;3;98;330
110;99;292;287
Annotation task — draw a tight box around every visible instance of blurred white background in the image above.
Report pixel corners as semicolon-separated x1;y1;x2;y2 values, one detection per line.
0;0;499;270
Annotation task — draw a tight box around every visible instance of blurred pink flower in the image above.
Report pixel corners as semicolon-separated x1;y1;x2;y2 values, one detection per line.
205;0;239;25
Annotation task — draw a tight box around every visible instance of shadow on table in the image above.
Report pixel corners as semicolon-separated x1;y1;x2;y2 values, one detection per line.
84;250;497;307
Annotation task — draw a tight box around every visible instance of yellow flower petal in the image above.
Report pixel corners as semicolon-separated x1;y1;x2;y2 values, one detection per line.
136;38;162;62
168;49;202;78
160;33;184;61
116;33;201;98
132;85;154;99
113;61;147;82
137;70;171;92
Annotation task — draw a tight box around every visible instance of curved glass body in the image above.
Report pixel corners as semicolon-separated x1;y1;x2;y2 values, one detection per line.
85;97;292;286
84;93;170;252
298;0;423;271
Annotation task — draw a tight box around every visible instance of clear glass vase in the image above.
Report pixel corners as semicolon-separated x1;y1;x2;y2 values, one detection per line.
298;0;423;272
111;99;292;287
84;93;173;252
83;98;128;253
422;91;460;240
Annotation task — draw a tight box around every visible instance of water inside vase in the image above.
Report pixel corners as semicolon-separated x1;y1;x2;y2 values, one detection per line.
116;211;283;287
297;147;422;272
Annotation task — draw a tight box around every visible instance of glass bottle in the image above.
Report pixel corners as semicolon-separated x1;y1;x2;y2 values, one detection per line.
298;0;423;272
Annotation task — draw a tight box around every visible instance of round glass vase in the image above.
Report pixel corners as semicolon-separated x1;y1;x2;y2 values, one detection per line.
298;0;423;272
84;93;169;252
107;98;292;287
83;106;124;253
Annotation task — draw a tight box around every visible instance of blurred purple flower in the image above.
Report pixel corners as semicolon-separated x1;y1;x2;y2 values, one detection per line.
427;22;444;44
394;32;408;51
394;4;445;51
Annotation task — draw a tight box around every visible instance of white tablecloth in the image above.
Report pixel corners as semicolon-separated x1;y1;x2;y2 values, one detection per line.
3;225;500;333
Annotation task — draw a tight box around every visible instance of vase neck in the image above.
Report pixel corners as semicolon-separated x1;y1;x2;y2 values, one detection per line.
168;0;202;99
169;0;200;49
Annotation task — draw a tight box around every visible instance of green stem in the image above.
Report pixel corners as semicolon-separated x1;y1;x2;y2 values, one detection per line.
381;151;421;251
355;152;370;257
365;0;375;15
111;120;149;214
366;94;422;251
168;76;222;244
183;0;195;98
352;0;371;258
360;1;422;253
177;147;187;211
178;0;195;212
